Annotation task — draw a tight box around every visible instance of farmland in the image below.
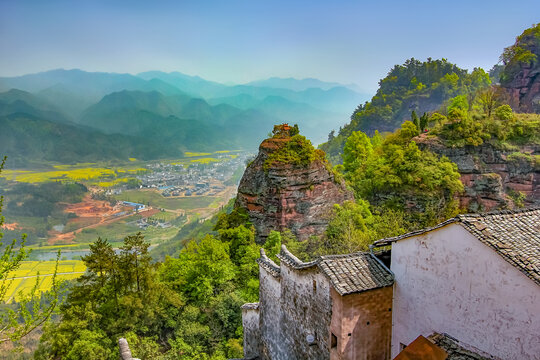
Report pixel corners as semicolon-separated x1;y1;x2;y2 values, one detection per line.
2;260;86;303
113;190;215;210
0;150;250;301
0;163;147;187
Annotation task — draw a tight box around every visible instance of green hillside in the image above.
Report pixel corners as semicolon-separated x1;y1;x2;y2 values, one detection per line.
0;112;180;167
79;90;278;150
320;58;491;163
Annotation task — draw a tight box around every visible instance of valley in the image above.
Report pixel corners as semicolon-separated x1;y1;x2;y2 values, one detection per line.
0;151;251;302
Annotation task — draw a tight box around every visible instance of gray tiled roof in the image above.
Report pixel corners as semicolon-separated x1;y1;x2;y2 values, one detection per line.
373;207;540;286
457;208;540;285
318;252;394;295
257;246;394;295
240;302;259;310
276;245;319;270
256;248;281;278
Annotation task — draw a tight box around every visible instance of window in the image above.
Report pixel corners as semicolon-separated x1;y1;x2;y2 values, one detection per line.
331;333;337;349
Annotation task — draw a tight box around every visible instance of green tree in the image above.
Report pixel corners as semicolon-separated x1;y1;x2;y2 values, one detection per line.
341;122;462;228
263;231;282;263
495;104;513;120
323;200;373;254
120;232;153;293
0;156;61;345
411;111;420;131
419;112;429;132
343;131;374;174
478;86;499;118
447;95;469;120
37;233;182;359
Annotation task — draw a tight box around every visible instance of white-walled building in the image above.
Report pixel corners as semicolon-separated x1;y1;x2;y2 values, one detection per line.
373;208;540;359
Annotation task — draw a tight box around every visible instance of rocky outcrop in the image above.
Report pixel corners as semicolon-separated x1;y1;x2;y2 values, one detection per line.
416;134;540;212
236;136;353;243
503;63;540;113
500;24;540;113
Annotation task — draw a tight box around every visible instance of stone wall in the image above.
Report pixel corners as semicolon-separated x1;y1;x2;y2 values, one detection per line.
241;303;261;359
256;252;333;360
258;258;284;360
330;286;393;360
277;265;332;359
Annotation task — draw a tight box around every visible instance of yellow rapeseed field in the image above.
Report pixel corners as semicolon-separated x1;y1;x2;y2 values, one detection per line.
190;157;219;164
2;260;86;303
184;151;212;157
1;168;116;183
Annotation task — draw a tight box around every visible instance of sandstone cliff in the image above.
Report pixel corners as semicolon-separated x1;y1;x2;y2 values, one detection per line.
500;24;540;113
416;134;540;211
235;128;353;243
503;61;540;113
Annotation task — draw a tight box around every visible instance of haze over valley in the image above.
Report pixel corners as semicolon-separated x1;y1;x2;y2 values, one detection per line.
0;1;538;359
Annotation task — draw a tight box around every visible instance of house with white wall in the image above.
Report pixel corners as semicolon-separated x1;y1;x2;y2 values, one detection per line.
241;246;395;360
240;208;539;360
373;207;540;359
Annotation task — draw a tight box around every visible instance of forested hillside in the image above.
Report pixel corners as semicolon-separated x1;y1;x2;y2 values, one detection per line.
320;58;491;163
0;69;366;164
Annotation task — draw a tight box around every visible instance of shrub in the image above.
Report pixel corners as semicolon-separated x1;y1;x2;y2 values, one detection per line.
495;104;513;120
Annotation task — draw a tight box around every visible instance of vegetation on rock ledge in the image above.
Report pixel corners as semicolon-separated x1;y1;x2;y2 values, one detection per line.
263;134;326;171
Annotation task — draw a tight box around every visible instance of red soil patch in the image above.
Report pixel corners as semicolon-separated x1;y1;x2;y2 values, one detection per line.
47;194;161;245
1;222;20;230
64;194;118;218
140;208;160;218
47;194;128;245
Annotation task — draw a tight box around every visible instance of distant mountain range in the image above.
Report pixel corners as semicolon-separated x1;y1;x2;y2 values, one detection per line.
244;76;362;92
0;69;369;165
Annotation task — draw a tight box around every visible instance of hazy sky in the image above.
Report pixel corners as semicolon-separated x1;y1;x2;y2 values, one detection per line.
0;0;537;93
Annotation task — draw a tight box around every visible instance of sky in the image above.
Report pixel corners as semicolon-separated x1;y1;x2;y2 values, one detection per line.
0;0;537;94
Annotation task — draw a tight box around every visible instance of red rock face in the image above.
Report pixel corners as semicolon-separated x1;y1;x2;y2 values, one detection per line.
416;136;540;212
504;65;540;113
235;137;353;243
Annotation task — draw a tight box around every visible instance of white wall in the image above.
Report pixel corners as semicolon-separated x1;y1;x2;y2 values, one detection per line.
391;223;540;359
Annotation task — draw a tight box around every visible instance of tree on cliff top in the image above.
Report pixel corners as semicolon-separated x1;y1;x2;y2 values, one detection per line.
264;131;326;171
499;23;540;86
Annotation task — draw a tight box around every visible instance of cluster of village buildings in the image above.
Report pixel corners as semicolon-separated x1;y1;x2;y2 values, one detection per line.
138;152;251;197
241;207;540;360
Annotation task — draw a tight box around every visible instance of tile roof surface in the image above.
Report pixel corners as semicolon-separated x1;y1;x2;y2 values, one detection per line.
457;208;540;285
373;207;540;286
318;252;394;295
256;248;281;278
428;333;494;360
274;245;394;295
240;302;259;310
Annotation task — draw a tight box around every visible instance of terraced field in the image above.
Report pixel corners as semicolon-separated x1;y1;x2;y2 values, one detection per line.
2;260;86;303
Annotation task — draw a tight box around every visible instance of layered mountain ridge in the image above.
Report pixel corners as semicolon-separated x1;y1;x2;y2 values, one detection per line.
0;70;367;165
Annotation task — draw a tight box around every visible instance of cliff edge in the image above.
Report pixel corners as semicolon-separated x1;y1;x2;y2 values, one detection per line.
235;124;353;243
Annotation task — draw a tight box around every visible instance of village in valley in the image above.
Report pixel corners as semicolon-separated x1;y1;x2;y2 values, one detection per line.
0;150;253;303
